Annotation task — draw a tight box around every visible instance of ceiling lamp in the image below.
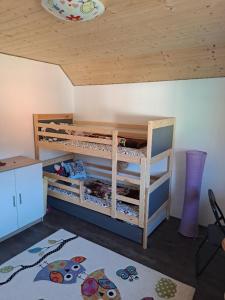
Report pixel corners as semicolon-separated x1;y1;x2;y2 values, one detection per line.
42;0;105;22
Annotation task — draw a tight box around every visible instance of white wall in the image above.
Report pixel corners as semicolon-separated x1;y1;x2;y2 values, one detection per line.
74;78;225;225
0;54;74;160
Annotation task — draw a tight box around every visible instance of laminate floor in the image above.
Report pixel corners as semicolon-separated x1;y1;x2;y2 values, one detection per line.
0;209;224;300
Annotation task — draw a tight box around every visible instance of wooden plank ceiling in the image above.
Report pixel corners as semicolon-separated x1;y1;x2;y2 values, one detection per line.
0;0;225;85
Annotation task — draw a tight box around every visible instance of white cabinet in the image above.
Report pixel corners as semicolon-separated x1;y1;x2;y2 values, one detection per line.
15;164;44;228
0;157;44;240
0;171;18;238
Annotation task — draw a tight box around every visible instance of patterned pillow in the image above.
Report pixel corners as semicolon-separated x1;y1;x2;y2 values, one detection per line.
63;160;87;179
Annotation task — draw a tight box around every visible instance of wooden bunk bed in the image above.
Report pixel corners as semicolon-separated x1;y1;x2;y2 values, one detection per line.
33;113;175;249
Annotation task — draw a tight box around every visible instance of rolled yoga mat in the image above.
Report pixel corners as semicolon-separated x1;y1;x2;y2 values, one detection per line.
179;150;207;238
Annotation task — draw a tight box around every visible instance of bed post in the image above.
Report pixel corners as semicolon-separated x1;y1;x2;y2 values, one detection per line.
79;181;84;205
143;121;153;249
166;119;176;219
139;157;146;228
33;114;40;160
111;130;118;218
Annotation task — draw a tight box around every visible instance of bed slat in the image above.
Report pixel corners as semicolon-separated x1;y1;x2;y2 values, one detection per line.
38;131;113;145
48;181;80;195
117;195;140;206
43;171;80;186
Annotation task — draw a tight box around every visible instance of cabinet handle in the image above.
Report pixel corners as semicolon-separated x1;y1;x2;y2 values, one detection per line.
13;196;16;207
19;193;22;205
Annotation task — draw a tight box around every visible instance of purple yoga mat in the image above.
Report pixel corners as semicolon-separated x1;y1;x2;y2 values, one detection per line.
179;150;207;238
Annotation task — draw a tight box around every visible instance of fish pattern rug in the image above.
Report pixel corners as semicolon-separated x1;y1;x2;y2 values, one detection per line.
0;229;195;300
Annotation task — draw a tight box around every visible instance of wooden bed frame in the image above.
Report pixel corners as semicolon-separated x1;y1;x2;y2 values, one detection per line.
33;113;175;249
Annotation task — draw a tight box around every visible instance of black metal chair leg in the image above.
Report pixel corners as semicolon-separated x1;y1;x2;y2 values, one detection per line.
196;245;221;277
195;235;208;277
195;189;225;277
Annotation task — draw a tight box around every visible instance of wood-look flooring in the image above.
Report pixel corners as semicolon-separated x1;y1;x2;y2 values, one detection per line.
0;209;224;300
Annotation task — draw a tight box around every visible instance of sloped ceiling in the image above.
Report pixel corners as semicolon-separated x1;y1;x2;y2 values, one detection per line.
0;0;225;85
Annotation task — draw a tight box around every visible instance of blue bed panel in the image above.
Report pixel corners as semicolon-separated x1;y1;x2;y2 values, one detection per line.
148;179;170;218
40;119;73;124
152;125;174;157
147;208;167;235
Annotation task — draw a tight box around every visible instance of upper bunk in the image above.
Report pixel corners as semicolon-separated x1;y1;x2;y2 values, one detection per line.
33;114;175;164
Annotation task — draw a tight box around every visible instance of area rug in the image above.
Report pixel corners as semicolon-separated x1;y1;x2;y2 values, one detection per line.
0;229;195;300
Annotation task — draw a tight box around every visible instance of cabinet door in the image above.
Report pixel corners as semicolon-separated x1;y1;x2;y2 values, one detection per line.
0;171;18;238
15;164;44;228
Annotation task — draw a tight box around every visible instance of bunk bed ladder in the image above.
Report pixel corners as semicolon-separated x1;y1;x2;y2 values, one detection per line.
143;121;153;249
139;157;147;228
111;130;118;218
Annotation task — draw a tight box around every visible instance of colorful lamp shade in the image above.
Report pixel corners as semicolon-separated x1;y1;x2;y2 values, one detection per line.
41;0;105;22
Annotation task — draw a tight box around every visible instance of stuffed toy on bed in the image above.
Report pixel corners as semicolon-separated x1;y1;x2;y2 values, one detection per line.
54;163;67;177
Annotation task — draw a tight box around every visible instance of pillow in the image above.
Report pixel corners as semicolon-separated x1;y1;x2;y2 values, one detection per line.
118;137;147;149
63;160;87;179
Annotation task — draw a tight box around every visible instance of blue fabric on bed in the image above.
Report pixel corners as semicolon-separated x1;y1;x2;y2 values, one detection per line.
63;160;87;179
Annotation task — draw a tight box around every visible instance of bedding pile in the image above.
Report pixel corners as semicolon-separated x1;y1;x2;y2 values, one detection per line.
42;139;147;158
84;179;139;200
48;178;139;218
71;133;147;149
40;124;147;149
39;123;147;158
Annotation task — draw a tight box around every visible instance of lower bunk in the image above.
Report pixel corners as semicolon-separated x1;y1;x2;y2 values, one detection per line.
45;167;170;245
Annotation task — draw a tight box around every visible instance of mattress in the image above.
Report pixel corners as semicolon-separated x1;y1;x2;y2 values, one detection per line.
48;185;139;218
40;139;147;159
